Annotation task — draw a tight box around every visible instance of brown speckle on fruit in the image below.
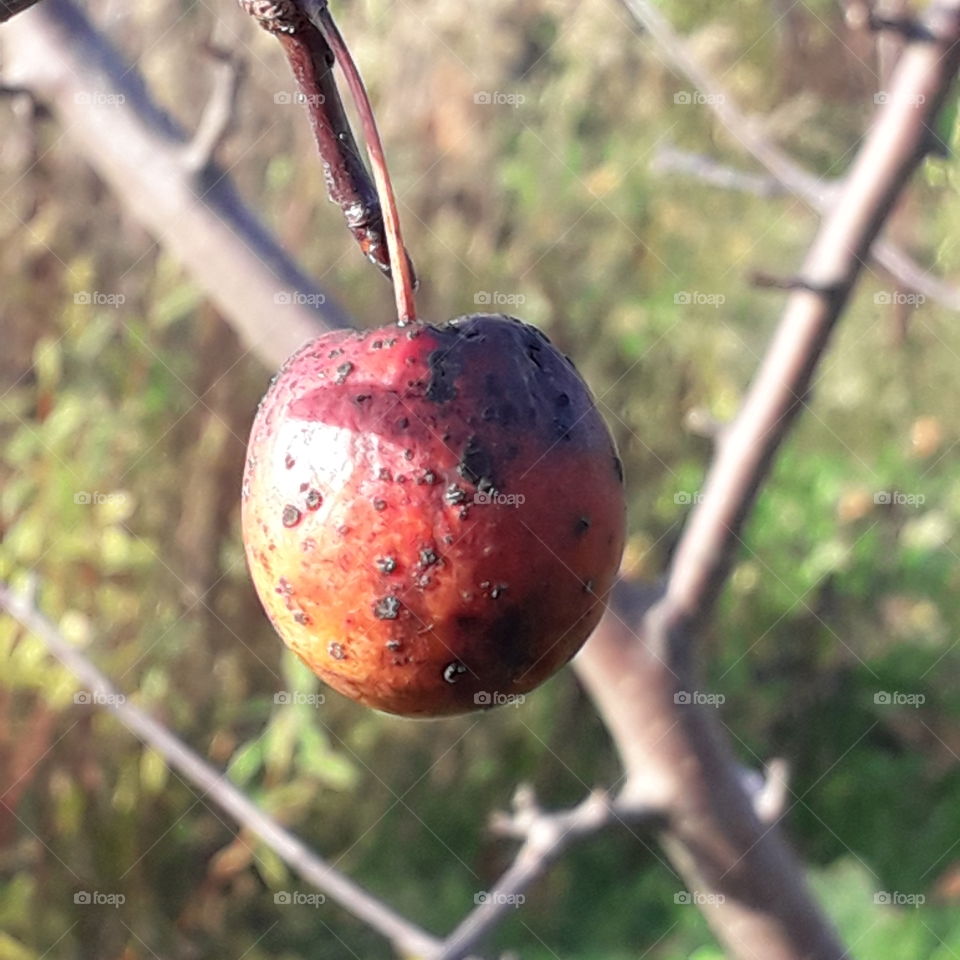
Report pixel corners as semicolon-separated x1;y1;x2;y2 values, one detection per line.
376;556;397;574
374;595;401;620
329;641;345;660
305;489;323;510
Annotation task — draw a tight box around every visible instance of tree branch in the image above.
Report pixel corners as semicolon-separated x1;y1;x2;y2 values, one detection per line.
436;786;662;960
651;144;789;198
0;0;42;23
621;0;960;310
575;3;960;958
0;582;443;960
1;0;350;369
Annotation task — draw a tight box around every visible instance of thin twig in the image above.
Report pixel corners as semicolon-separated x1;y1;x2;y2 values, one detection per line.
238;0;416;287
437;786;662;960
0;582;442;960
651;144;789;197
305;0;418;325
183;44;245;172
620;0;960;310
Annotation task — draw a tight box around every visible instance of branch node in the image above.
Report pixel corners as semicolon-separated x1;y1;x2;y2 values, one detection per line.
748;270;845;300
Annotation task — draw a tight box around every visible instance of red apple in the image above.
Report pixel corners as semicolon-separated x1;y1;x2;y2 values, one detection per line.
242;313;625;716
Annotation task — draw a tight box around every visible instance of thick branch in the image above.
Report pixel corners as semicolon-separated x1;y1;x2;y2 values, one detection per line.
0;583;442;959
1;0;350;369
621;0;960;310
576;3;960;959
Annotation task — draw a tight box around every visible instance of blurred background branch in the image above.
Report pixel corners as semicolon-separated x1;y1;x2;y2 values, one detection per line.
1;0;349;368
0;582;444;960
621;0;960;311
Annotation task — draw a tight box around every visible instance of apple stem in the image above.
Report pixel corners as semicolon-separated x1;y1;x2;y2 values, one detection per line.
307;2;418;326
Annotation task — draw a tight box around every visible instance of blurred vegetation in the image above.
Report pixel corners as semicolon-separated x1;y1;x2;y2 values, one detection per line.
2;0;960;957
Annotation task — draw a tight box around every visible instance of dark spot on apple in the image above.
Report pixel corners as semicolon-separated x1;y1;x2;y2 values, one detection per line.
335;362;353;384
443;661;467;683
445;484;467;505
373;595;401;620
376;556;397;574
425;346;461;403
329;641;345;660
282;505;302;528
305;489;323;510
458;435;496;490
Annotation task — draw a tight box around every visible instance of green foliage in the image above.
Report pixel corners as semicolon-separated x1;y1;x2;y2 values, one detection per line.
2;1;960;958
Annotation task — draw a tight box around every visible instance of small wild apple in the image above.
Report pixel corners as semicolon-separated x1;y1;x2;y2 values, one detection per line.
242;313;625;716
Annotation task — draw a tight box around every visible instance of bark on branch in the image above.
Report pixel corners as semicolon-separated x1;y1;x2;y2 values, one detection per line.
575;3;960;959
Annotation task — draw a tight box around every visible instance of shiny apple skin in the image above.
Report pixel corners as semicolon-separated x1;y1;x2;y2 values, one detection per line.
242;313;626;717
